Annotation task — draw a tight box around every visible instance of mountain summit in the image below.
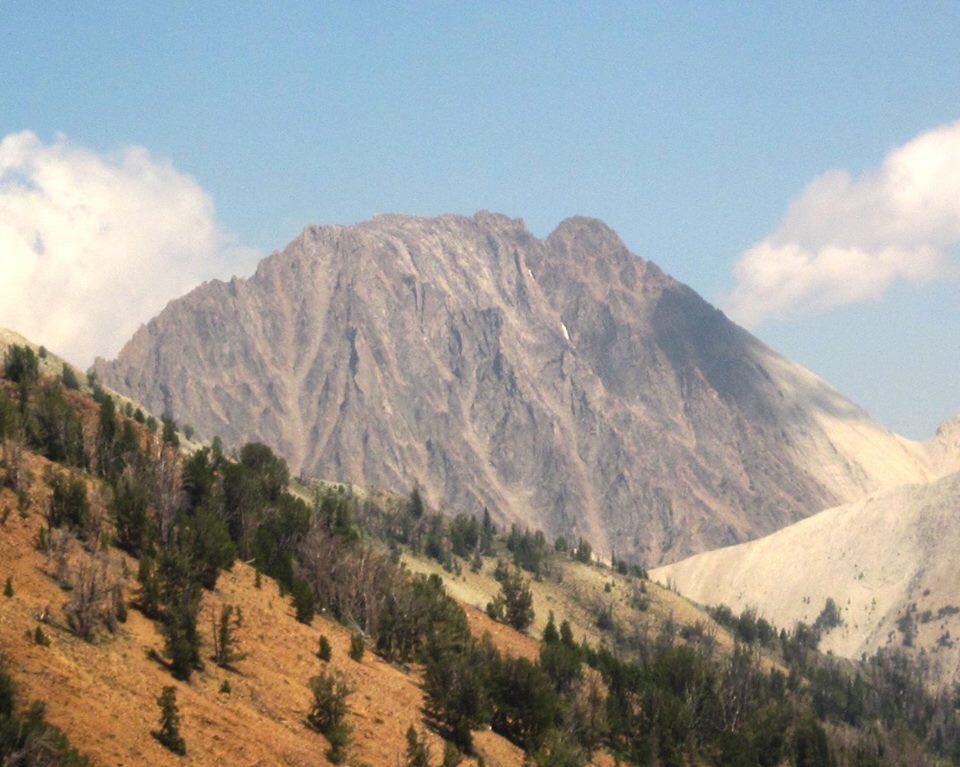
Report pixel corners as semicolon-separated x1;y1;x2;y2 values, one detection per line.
95;212;947;564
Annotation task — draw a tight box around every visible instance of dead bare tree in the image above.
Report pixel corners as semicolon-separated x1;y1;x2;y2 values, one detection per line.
53;529;75;589
1;439;24;491
63;553;123;642
150;442;182;546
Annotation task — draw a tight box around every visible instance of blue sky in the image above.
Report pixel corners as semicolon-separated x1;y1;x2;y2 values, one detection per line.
1;2;958;437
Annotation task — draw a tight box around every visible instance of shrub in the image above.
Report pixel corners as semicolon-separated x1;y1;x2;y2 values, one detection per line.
490;566;534;631
33;626;51;646
3;576;11;598
31;382;86;466
154;686;186;755
318;634;332;662
441;741;462;767
349;632;365;661
307;670;352;763
161;416;179;447
813;598;843;635
405;725;430;767
528;729;583;767
112;470;151;555
291;578;315;624
46;470;90;537
61;365;80;390
574;537;592;564
4;344;39;385
423;644;489;754
0;665;90;765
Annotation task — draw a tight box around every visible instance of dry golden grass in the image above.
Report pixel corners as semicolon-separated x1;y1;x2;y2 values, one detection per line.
403;546;738;656
0;455;526;767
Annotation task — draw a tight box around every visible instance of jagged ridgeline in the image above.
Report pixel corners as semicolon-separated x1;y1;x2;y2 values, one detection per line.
5;341;960;765
95;212;948;566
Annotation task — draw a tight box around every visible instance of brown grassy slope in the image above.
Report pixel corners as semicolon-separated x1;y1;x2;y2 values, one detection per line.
0;457;529;767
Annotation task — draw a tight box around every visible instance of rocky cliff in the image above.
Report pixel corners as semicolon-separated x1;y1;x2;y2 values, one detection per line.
94;212;945;564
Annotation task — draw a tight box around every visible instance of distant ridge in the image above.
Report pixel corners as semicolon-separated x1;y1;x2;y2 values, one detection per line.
653;467;960;682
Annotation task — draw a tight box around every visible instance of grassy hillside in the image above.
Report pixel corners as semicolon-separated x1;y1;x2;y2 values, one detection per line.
2;337;960;766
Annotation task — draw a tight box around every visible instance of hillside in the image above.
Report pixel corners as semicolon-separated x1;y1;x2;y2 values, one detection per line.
93;212;955;565
7;338;960;765
0;499;521;766
652;467;960;681
0;351;542;766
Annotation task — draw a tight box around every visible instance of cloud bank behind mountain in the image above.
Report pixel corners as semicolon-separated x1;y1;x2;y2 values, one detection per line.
0;131;259;366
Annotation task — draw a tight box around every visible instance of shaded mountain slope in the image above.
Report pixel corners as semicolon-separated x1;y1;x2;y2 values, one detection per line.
95;212;952;564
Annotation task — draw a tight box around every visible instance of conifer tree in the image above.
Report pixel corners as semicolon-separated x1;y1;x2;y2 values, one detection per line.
212;604;244;668
404;725;430;767
317;634;332;662
154;686;186;755
441;741;462;767
308;670;352;763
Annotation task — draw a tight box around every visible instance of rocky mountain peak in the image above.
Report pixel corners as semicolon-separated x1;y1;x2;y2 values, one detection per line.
94;212;945;565
548;215;628;252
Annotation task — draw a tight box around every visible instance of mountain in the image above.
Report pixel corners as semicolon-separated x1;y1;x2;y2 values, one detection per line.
94;212;951;565
652;453;960;681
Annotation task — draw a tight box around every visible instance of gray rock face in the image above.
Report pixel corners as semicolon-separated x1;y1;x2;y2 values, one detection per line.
94;212;937;564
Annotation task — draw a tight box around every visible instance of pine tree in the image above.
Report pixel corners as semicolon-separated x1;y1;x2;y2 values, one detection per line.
291;578;315;624
408;486;424;519
161;416;180;447
163;598;202;681
154;686;186;755
61;365;80;390
349;632;365;661
308;670;352;763
480;507;495;554
491;566;534;631
317;634;332;662
441;741;462;767
404;725;430;767
542;611;559;644
136;556;162;619
212;604;244;668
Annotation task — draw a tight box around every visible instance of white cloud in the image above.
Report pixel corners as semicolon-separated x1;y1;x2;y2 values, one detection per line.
724;120;960;327
0;131;259;366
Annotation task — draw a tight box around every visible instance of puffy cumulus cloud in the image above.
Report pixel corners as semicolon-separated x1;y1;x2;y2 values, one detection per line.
724;120;960;327
0;131;260;365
